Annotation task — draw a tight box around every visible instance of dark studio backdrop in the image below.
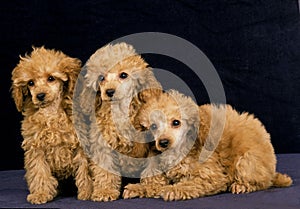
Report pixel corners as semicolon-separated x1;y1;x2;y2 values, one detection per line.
0;0;299;171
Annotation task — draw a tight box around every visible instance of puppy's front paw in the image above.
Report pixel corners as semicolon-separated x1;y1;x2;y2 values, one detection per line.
160;185;195;201
91;189;120;202
27;193;54;204
77;178;93;200
77;190;91;200
123;183;145;199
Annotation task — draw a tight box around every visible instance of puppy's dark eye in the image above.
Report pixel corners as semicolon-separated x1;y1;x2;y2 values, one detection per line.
172;120;181;127
98;75;105;82
119;72;128;79
28;80;34;86
47;76;55;82
139;124;147;131
150;123;157;131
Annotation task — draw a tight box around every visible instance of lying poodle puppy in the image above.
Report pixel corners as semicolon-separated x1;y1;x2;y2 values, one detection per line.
11;46;92;204
123;89;293;201
79;42;162;201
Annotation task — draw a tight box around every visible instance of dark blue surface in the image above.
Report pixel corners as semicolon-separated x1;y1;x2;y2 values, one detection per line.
0;154;299;209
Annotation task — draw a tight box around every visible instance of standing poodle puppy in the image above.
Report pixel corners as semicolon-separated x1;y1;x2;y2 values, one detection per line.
123;89;293;201
11;46;92;204
78;42;162;201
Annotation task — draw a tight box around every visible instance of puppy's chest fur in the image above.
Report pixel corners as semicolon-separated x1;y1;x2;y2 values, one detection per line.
21;109;79;175
94;100;149;175
95;101;136;153
160;149;200;181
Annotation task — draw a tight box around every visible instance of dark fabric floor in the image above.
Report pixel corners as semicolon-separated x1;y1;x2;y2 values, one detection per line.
0;154;299;209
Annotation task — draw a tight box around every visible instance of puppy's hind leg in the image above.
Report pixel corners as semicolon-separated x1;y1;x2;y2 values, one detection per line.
160;178;228;201
230;151;275;194
161;163;228;201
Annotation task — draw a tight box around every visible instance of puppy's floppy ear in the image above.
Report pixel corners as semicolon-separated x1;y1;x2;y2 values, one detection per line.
137;88;163;103
136;68;163;103
11;67;29;112
185;112;200;143
60;56;82;95
74;64;101;114
11;85;28;112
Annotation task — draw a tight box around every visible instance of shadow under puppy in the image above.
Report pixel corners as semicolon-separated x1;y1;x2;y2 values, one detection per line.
11;46;92;204
79;42;163;201
123;89;293;201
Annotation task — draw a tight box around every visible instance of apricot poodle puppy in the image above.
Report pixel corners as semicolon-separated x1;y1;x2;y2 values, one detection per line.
11;46;92;204
123;89;293;201
78;42;162;201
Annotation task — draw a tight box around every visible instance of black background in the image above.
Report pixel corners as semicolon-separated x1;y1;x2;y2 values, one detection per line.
1;0;299;170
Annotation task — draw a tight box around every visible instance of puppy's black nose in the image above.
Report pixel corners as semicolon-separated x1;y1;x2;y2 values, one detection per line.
106;89;115;97
158;139;169;148
37;93;45;101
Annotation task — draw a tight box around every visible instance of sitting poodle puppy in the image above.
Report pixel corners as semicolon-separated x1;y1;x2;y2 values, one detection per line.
78;42;162;201
123;89;293;201
11;46;92;204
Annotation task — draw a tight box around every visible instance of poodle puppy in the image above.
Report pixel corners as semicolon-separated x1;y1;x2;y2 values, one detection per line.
123;89;293;201
11;46;92;204
79;42;162;201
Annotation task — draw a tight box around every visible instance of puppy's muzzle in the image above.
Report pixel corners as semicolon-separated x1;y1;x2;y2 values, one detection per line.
37;93;46;101
106;89;115;97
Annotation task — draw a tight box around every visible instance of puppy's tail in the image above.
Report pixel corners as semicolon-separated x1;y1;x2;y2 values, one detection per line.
272;172;293;187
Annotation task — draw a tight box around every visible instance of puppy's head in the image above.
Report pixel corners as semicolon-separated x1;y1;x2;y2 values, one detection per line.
135;89;199;152
98;55;161;101
11;46;81;112
83;42;161;103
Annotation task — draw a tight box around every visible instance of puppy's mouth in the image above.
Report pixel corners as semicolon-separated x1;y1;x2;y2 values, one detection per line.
103;96;119;102
103;88;120;101
34;100;51;108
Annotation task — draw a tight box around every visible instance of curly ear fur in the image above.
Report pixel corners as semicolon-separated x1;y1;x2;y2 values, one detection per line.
59;56;82;117
135;68;162;102
167;89;199;122
137;87;163;104
11;56;35;112
60;56;82;97
73;65;102;115
10;77;30;112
